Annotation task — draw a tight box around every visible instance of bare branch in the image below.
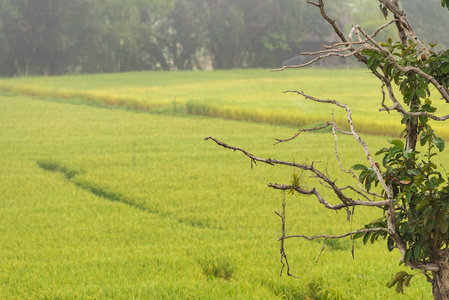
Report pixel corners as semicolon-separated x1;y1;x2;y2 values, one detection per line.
204;136;275;166
279;227;388;241
380;103;449;121
269;183;389;209
274;121;351;145
272;47;365;72
302;19;398;56
205;136;374;207
407;261;440;272
377;0;430;56
273;123;333;145
305;0;319;7
340;185;383;201
331;115;351;174
277;197;299;278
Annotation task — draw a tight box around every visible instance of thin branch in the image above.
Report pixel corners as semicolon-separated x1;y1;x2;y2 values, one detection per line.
380;84;390;114
316;238;328;263
272;47;365;72
301;19;398;56
277;196;299;278
331;114;351;174
204;136;275;166
380;103;449;121
274;121;351;145
407;261;440;272
308;0;368;65
340;185;383;201
269;183;389;209
273;123;333;145
279;227;388;241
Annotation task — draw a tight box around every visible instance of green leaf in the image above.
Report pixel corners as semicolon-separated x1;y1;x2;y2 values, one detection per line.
365;181;372;192
352;164;368;170
425;180;438;189
403;149;414;159
419;115;428;125
375;147;389;155
370;232;377;244
433;137;445;152
367;54;381;71
426;219;436;232
441;62;449;74
388;139;404;149
387;236;395;251
404;87;414;103
367;56;375;69
363;232;372;245
394;72;401;85
415;198;430;211
353;232;365;239
440;220;449;234
387;147;403;158
416;87;427;98
404;249;413;262
413;245;422;261
404;275;413;287
422;104;436;112
438;210;446;223
371;59;381;71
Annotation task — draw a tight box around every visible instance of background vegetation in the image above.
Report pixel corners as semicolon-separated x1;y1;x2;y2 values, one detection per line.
0;68;439;298
0;0;448;75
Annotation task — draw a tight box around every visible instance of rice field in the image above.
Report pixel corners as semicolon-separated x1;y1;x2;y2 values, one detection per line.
2;68;449;140
0;69;441;299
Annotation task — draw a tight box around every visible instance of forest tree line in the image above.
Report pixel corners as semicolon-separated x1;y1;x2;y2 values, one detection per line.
0;0;448;76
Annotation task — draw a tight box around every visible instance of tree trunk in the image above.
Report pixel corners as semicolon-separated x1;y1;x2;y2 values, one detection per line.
432;249;449;300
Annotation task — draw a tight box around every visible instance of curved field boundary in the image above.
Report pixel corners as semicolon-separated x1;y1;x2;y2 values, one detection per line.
2;75;449;140
0;81;167;111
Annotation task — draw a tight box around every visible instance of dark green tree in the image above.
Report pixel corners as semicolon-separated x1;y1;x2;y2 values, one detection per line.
205;0;246;69
157;0;208;70
0;0;73;75
0;0;173;75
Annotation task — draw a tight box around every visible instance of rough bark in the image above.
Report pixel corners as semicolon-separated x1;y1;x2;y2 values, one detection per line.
432;249;449;300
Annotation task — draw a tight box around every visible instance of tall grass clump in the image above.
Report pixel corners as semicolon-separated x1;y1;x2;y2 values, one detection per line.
198;253;235;280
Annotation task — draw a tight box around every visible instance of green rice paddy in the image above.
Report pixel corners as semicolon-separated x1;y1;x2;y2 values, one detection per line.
0;69;439;299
